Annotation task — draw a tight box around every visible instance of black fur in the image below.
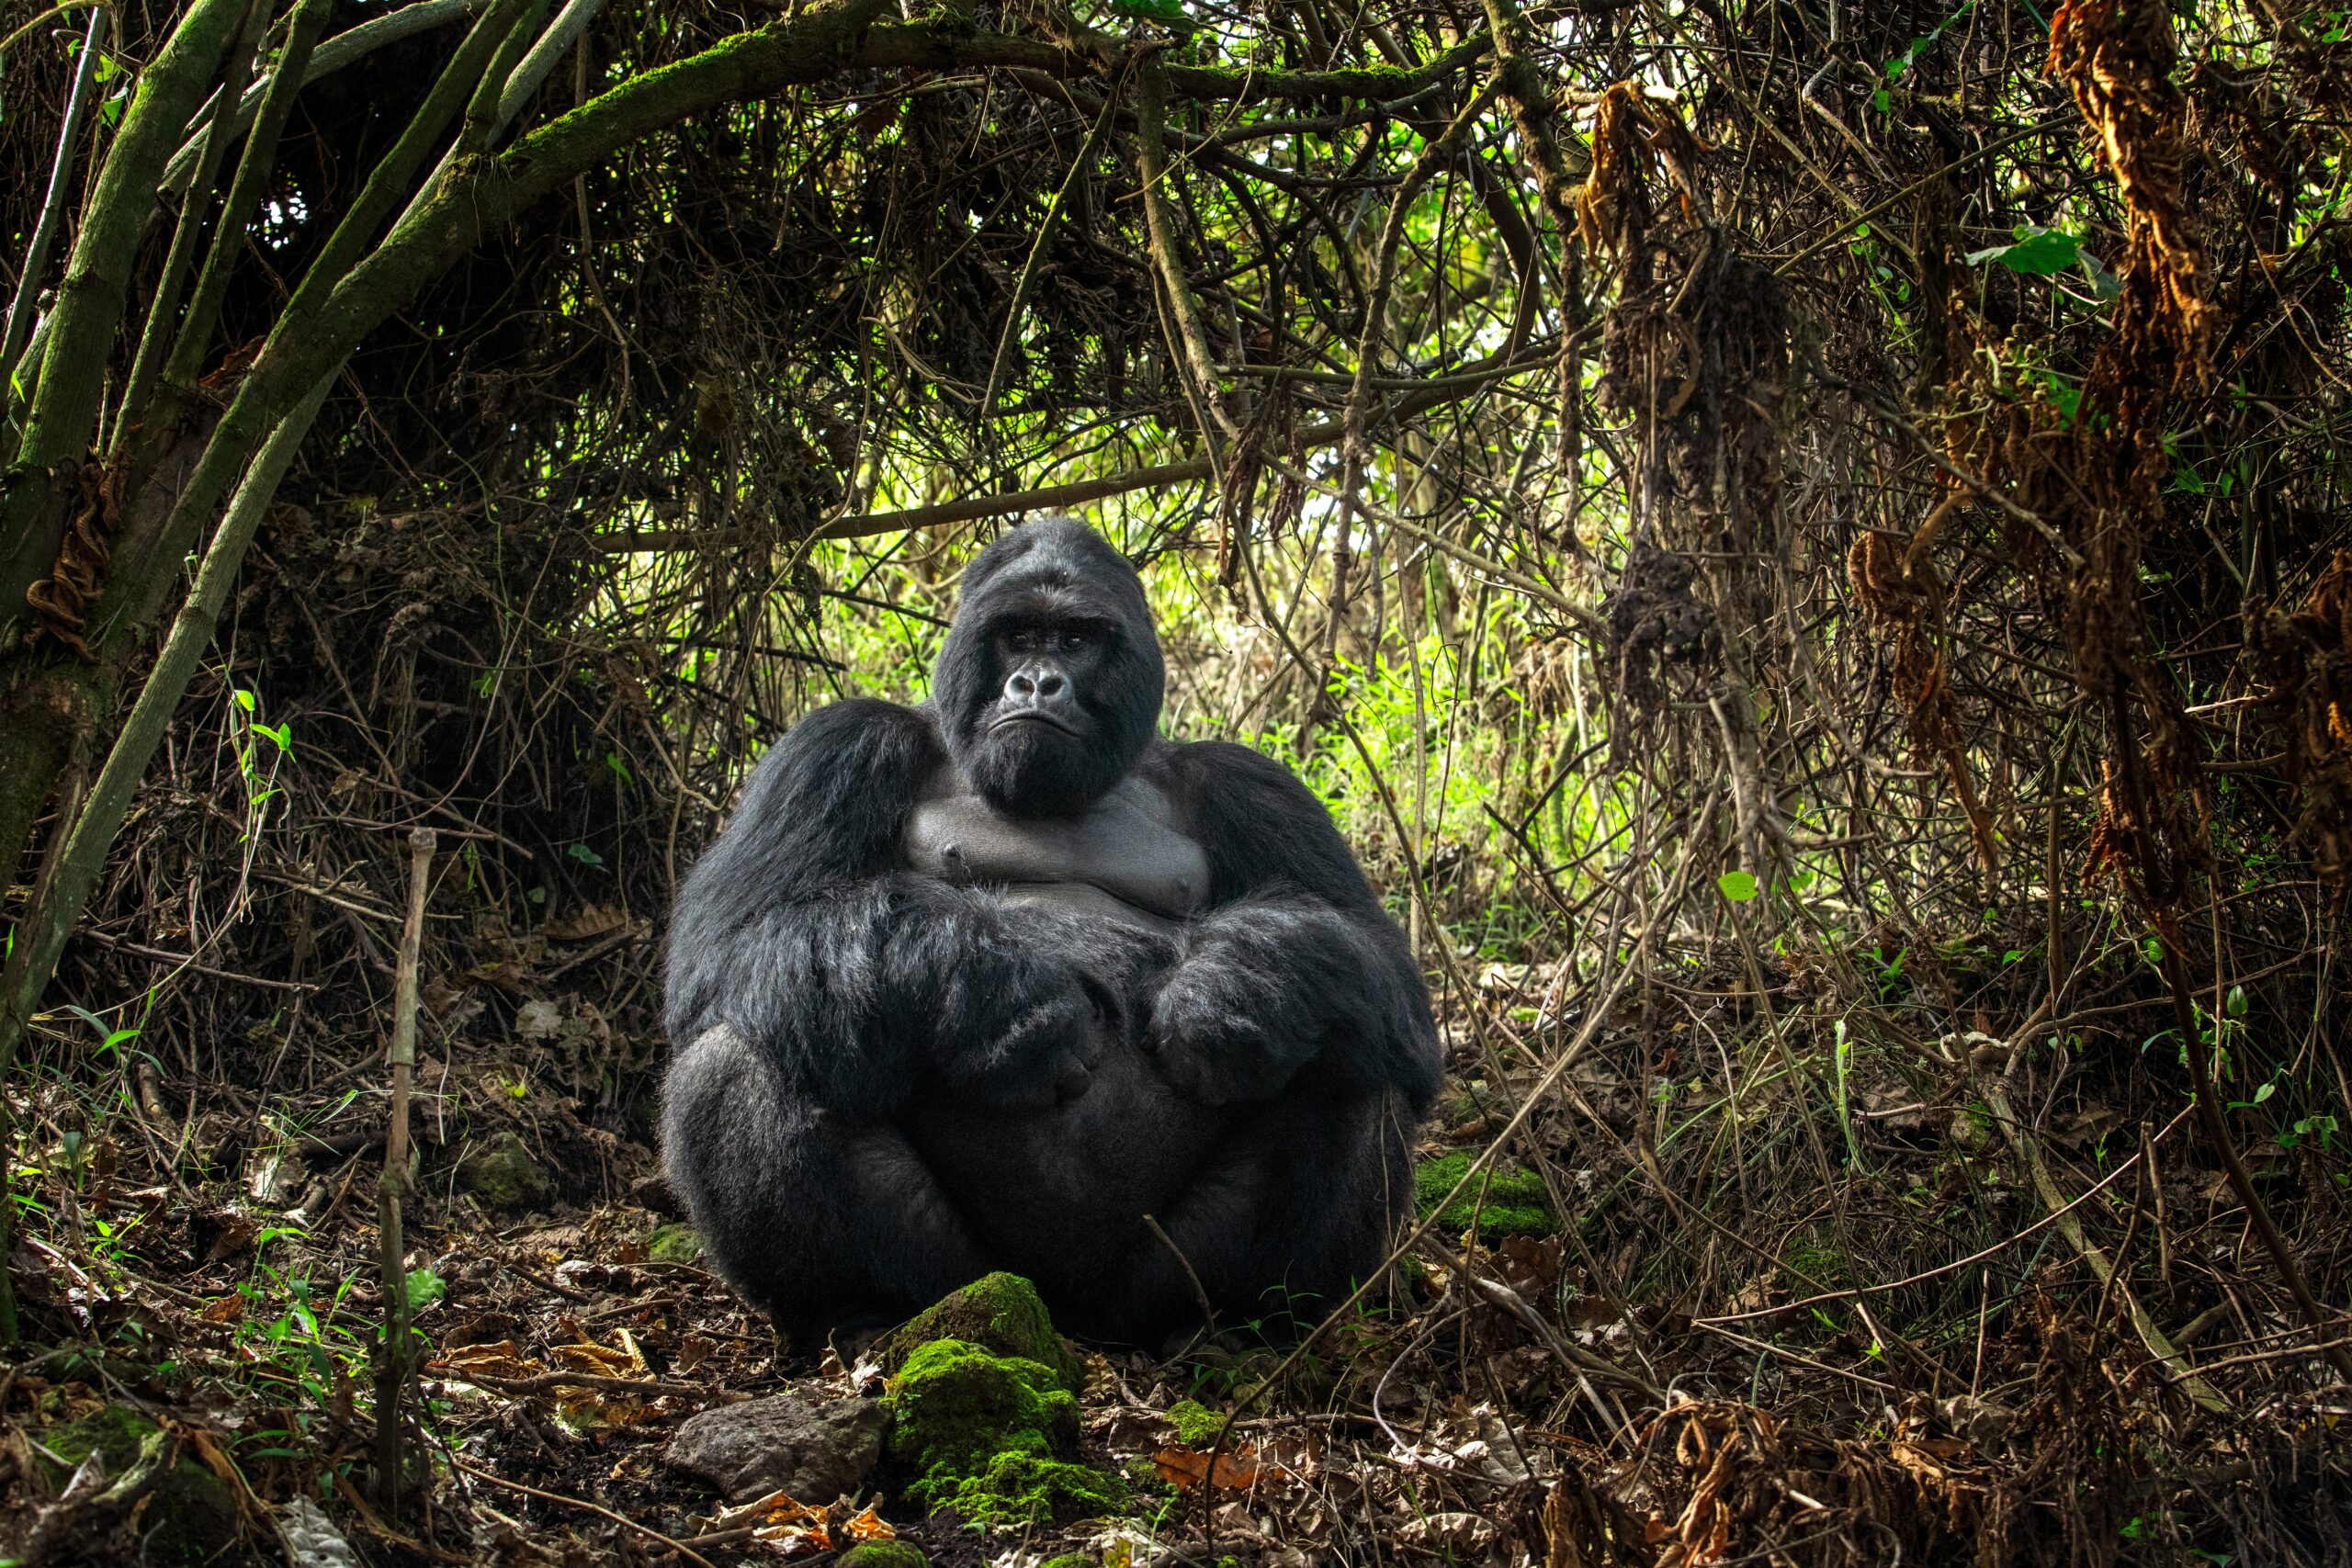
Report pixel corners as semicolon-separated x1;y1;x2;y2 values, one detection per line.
662;519;1440;1340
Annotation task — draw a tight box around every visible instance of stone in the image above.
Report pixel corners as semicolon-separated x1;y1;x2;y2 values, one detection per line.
457;1130;552;1210
880;1271;1083;1392
886;1338;1124;1526
35;1404;238;1561
662;1392;888;1504
279;1496;361;1568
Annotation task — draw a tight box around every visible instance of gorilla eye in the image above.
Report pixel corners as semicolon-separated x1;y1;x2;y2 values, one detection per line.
1058;629;1091;651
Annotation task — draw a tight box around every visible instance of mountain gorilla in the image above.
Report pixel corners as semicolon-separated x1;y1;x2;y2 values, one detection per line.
661;519;1440;1341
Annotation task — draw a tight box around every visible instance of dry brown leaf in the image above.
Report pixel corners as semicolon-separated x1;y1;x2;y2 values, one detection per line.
433;1340;545;1381
544;903;630;942
1154;1444;1263;1490
707;1491;893;1554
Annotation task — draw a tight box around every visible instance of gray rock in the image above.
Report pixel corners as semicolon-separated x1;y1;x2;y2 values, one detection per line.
663;1393;888;1504
458;1130;552;1210
279;1496;361;1568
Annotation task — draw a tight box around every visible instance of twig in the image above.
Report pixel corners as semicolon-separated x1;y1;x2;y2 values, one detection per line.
76;930;321;991
1694;1104;2192;1325
1978;1073;2228;1412
0;3;106;381
978;79;1123;422
1142;1213;1217;1337
432;1366;722;1400
2154;908;2352;1385
374;827;435;1507
1137;53;1242;450
453;1458;718;1566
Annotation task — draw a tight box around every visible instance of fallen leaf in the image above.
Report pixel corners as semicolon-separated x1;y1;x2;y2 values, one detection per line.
1154;1445;1261;1490
545;903;630;942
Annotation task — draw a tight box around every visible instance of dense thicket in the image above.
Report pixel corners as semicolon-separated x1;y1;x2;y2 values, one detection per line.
2;0;2347;1559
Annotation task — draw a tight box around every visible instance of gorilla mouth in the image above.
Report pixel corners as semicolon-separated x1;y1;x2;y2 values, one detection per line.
992;711;1083;737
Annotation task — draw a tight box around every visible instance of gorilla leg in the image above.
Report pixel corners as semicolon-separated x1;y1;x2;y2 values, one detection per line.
661;1024;989;1334
1115;1086;1417;1340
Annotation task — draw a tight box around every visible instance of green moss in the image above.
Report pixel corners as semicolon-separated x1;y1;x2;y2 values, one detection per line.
839;1544;930;1568
1039;1555;1097;1568
1165;1398;1227;1446
1782;1234;1848;1292
458;1130;552;1210
646;1222;701;1263
882;1271;1083;1392
886;1337;1123;1527
1414;1152;1555;1239
932;1451;1128;1528
888;1338;1073;1480
37;1404;237;1561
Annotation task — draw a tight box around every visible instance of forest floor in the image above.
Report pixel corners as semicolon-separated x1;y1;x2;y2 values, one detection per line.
2;927;2346;1567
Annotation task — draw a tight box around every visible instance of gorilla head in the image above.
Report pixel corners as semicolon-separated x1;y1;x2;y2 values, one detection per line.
933;520;1166;819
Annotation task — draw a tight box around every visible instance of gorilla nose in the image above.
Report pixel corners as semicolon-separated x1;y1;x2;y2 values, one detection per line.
1002;662;1074;717
1006;664;1068;701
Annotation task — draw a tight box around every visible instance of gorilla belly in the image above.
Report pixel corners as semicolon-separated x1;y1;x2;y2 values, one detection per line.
899;771;1219;1314
899;1047;1230;1309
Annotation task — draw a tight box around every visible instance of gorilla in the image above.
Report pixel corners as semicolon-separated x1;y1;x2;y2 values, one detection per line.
661;519;1441;1342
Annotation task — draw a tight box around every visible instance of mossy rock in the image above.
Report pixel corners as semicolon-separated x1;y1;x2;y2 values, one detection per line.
36;1404;239;1561
458;1130;553;1210
886;1338;1123;1527
927;1451;1129;1529
646;1222;702;1263
881;1272;1082;1392
888;1338;1077;1478
1414;1152;1555;1239
1165;1398;1227;1447
839;1544;930;1568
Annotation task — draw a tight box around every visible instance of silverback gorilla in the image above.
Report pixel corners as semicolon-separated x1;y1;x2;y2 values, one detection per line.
661;520;1440;1341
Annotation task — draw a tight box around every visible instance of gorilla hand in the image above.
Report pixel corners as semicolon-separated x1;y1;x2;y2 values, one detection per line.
932;949;1114;1109
1145;913;1339;1105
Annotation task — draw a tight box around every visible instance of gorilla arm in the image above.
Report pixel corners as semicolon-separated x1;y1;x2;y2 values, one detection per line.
662;699;1104;1114
1148;741;1442;1109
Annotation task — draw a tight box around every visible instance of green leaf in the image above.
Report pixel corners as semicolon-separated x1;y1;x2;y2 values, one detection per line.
566;842;605;868
1717;871;1760;903
234;689;257;712
2078;247;2121;300
1965;227;2083;276
2224;984;2247;1018
405;1268;447;1312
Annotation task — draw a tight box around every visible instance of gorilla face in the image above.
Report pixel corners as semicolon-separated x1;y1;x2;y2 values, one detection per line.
933;521;1165;819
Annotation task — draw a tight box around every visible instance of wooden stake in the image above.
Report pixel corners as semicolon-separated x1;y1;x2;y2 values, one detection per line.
375;827;435;1508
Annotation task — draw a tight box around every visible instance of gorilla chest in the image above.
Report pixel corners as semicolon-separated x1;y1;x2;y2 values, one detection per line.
902;771;1209;930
